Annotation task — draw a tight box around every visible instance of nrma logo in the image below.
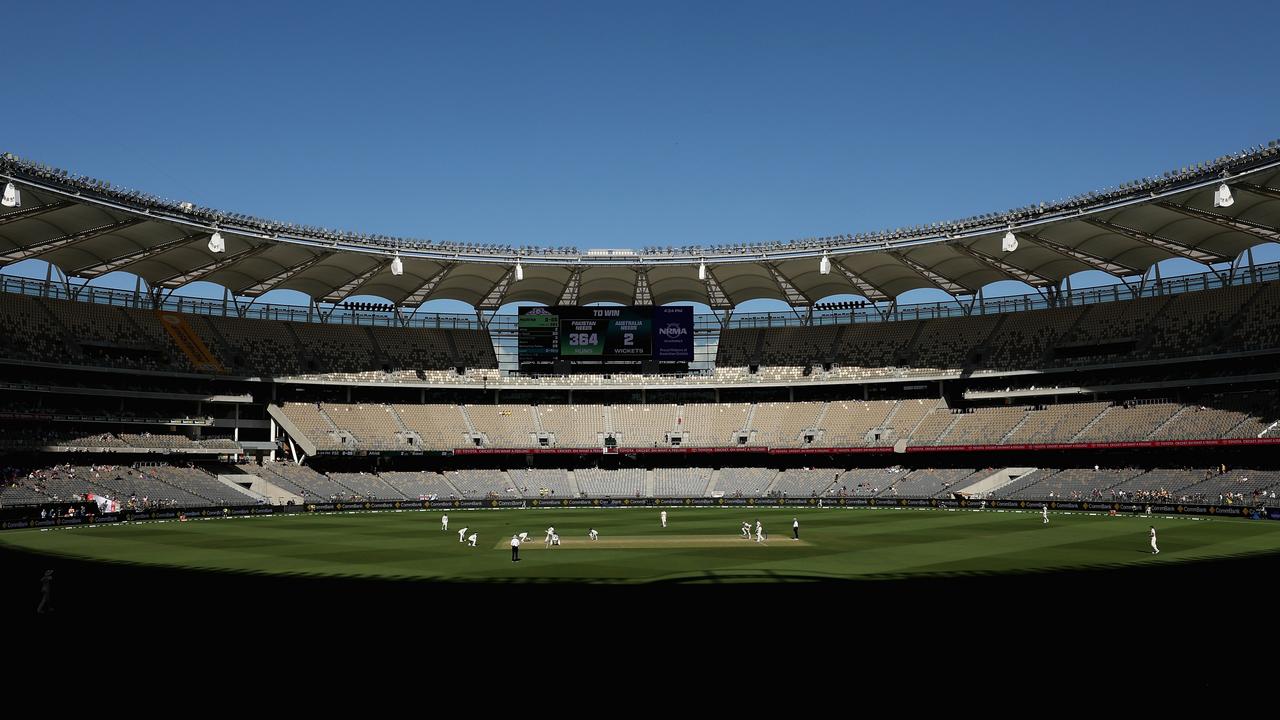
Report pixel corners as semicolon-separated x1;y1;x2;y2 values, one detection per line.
658;323;688;338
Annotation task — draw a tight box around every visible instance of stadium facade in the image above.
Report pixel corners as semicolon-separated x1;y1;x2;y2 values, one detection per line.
2;144;1279;522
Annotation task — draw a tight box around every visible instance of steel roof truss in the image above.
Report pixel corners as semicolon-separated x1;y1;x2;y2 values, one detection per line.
320;261;391;304
891;252;968;295
239;251;336;296
0;201;75;227
0;218;146;264
951;244;1053;286
1083;217;1224;264
73;231;210;277
400;264;458;307
154;244;273;287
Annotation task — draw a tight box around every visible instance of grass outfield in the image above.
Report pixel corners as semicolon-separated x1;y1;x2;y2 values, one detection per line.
2;507;1279;584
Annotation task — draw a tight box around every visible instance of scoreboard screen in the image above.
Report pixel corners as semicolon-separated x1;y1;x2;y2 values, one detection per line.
518;306;693;362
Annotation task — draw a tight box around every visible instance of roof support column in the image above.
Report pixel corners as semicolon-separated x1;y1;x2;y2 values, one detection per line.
311;299;335;323
959;289;979;316
1038;284;1060;309
69;270;96;302
52;266;72;301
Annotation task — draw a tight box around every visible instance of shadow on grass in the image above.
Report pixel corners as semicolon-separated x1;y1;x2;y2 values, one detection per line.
5;542;1278;625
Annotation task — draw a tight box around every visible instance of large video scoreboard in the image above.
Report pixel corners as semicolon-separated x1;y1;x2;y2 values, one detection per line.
518;306;693;364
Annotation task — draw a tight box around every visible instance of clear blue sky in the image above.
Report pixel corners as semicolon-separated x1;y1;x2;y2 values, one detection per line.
4;0;1279;314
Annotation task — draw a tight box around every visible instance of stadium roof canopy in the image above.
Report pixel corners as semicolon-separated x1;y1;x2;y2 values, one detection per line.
3;142;1280;310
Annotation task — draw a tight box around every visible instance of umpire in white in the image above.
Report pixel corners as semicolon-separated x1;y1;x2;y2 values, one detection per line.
510;534;521;562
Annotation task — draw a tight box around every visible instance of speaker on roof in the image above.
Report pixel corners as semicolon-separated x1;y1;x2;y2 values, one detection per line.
2;182;21;208
1213;183;1234;208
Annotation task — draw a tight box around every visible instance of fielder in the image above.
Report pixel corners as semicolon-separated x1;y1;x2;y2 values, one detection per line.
550;532;561;546
467;532;477;547
1149;526;1159;555
740;521;751;539
441;514;449;531
458;526;469;543
588;528;598;541
660;510;667;528
1042;505;1049;525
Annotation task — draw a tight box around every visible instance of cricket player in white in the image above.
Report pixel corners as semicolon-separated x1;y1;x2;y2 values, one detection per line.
740;521;750;539
1042;505;1049;525
545;526;555;546
467;532;477;547
660;510;667;528
551;532;560;546
588;528;598;541
458;526;468;542
1149;526;1159;554
755;521;764;543
518;531;530;544
441;514;449;531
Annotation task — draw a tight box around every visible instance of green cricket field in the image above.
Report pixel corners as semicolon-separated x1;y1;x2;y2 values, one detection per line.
3;506;1278;584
